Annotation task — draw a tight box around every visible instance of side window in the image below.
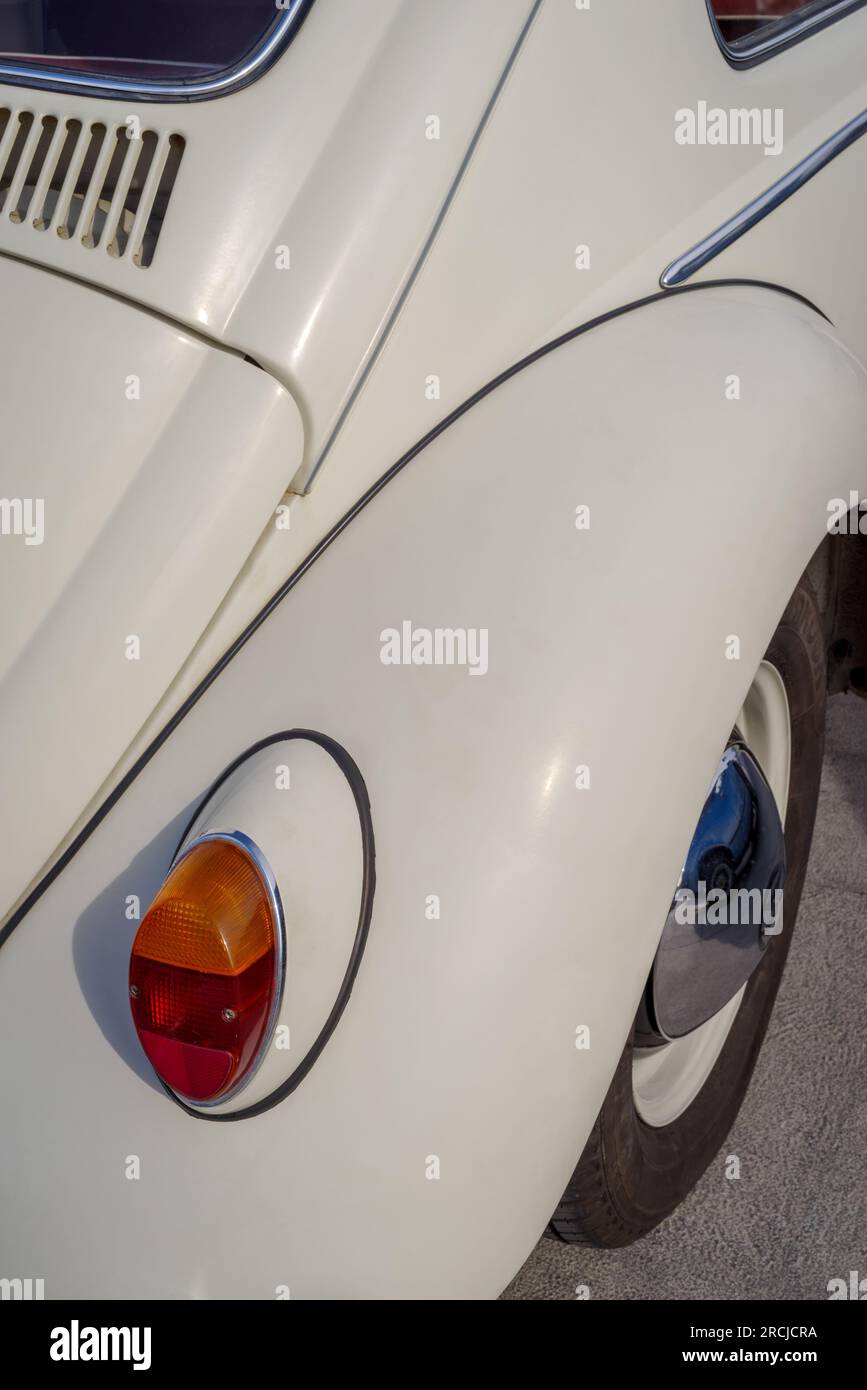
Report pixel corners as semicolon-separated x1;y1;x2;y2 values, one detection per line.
712;0;863;57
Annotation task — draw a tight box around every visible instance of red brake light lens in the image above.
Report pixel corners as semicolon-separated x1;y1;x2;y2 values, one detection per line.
129;837;282;1103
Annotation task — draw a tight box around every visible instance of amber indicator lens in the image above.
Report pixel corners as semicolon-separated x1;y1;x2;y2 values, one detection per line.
129;838;280;1103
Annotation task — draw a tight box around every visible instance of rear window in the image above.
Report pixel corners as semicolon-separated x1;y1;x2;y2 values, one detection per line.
0;1;284;82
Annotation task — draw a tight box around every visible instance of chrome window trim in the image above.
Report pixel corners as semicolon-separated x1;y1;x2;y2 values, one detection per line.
660;104;867;286
166;828;287;1109
0;0;313;103
706;0;867;68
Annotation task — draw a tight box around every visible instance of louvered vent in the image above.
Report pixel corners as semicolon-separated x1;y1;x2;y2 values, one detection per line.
0;108;184;268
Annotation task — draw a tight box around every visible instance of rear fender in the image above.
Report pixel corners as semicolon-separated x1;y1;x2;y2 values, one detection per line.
1;283;864;1297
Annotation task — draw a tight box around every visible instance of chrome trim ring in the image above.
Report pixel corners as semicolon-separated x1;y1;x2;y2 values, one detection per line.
661;105;867;287
0;1;312;104
165;828;287;1108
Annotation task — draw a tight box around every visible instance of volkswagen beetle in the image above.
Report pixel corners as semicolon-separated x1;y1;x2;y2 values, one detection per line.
1;0;866;1299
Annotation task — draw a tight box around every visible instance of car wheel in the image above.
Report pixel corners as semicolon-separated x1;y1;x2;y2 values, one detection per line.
551;573;826;1247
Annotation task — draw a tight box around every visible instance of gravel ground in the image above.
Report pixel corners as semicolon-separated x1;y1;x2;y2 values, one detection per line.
503;694;867;1301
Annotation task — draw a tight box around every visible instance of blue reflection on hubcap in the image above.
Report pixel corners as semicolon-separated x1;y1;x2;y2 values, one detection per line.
647;743;786;1041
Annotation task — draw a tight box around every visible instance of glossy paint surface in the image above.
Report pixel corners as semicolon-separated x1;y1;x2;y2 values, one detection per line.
1;288;865;1296
3;0;867;1297
0;256;301;920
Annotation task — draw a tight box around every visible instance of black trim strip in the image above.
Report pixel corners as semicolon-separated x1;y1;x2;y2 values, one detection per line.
0;278;829;950
161;730;375;1121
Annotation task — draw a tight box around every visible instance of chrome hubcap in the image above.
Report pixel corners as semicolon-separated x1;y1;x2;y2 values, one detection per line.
638;740;786;1044
633;661;791;1127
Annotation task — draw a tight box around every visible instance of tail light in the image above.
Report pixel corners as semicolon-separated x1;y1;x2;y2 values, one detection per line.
129;833;284;1104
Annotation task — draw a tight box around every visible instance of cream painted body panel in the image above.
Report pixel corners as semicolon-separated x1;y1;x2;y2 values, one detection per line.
0;0;534;478
0;257;303;920
3;0;867;1298
1;287;866;1297
0;1;542;888
1;0;866;503
56;0;867;812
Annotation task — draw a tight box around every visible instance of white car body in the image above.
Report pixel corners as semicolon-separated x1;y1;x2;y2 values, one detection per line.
1;0;866;1297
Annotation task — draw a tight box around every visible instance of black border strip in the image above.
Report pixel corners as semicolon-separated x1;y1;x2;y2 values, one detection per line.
0;278;829;951
160;730;375;1121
